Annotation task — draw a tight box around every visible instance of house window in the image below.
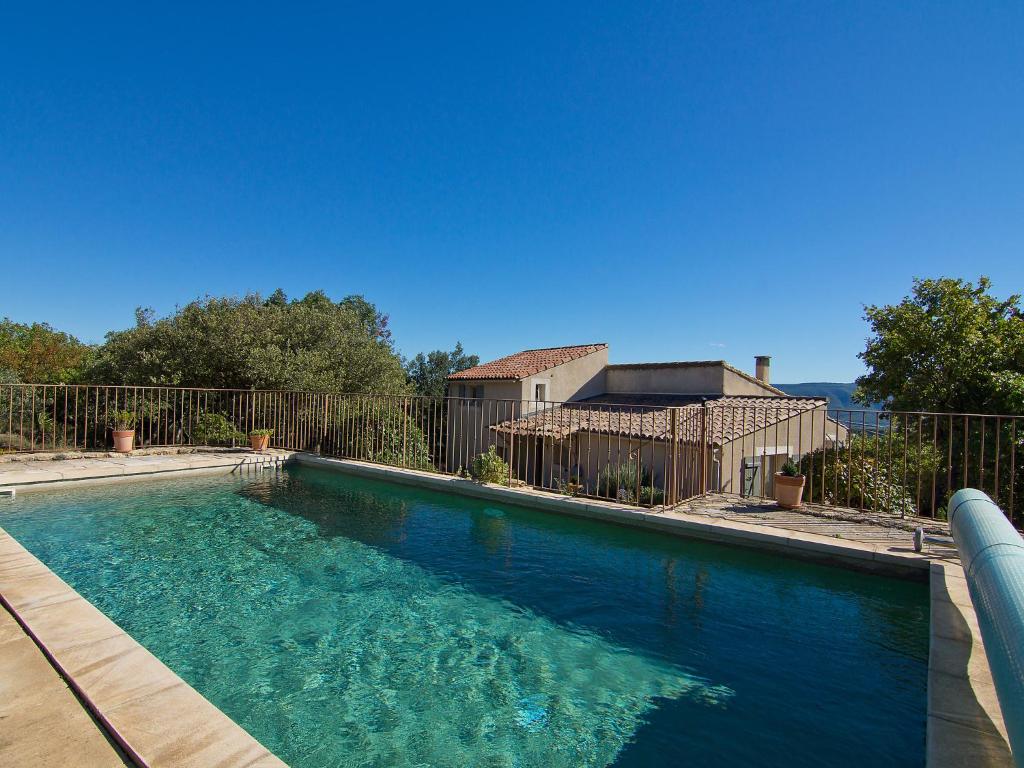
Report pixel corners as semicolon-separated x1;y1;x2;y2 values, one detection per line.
472;385;485;399
458;384;467;398
534;383;546;402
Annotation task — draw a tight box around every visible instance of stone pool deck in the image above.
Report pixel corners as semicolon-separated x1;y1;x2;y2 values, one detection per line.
675;493;954;548
0;450;1013;767
0;601;132;766
0;447;292;489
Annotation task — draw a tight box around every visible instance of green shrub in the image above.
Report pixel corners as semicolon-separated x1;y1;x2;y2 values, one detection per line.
799;432;942;517
345;403;435;471
250;428;275;437
595;459;664;505
470;446;510;485
639;485;665;506
190;412;245;446
555;478;583;497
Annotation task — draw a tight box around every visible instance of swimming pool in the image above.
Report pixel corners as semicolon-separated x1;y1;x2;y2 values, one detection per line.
0;466;928;767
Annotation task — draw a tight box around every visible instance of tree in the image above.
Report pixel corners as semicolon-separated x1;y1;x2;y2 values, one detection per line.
403;342;479;398
83;291;408;393
0;318;92;383
855;277;1024;413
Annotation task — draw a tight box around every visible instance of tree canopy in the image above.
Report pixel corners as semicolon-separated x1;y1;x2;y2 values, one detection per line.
0;318;91;383
83;290;409;392
855;277;1024;413
403;342;479;398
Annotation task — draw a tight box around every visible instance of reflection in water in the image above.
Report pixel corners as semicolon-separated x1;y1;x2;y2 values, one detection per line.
470;508;511;556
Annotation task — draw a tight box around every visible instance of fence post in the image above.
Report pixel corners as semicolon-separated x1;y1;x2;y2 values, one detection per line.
669;407;679;505
509;400;516;487
320;393;329;455
701;402;710;495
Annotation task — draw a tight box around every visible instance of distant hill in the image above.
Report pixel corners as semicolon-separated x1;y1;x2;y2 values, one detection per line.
776;382;879;411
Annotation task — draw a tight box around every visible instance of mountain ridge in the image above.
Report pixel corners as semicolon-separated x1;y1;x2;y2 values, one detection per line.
775;382;878;410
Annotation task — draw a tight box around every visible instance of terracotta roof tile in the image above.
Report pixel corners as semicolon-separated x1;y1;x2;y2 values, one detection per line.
448;344;607;381
491;396;827;445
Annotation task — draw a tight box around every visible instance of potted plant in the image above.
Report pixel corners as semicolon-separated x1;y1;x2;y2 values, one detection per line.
249;428;274;452
109;410;138;453
775;458;806;509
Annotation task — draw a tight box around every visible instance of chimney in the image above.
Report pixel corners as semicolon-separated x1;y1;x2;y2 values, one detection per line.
755;355;771;385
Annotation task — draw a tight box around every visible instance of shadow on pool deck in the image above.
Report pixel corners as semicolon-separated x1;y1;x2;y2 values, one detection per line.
0;604;133;766
927;563;1012;767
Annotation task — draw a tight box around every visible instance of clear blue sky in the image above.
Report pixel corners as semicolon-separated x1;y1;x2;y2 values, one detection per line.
2;2;1021;382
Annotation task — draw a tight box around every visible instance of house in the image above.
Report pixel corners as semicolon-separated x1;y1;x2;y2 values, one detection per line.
446;344;845;502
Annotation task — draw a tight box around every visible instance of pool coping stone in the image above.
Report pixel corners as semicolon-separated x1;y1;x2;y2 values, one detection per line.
0;450;292;493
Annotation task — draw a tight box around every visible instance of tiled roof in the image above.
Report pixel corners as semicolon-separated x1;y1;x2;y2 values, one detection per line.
491;396;827;445
448;344;607;381
579;393;712;407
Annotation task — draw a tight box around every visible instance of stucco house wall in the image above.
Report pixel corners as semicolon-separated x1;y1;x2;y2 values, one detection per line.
604;363;724;395
720;367;782;397
443;347;848;502
713;405;849;496
445;348;609;470
528;347;608;403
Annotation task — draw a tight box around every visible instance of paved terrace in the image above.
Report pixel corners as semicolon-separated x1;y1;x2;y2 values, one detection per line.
674;493;956;557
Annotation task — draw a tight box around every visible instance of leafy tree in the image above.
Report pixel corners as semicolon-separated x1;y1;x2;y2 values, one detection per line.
0;318;92;383
404;342;479;398
83;291;408;393
856;277;1024;413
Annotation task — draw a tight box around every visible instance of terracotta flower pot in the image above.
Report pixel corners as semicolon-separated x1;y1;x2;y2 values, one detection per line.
249;433;270;452
112;430;136;453
775;473;806;509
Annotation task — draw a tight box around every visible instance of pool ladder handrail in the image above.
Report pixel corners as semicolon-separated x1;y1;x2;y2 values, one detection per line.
232;453;286;475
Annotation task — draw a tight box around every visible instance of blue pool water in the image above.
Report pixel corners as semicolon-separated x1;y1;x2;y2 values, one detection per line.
0;466;928;767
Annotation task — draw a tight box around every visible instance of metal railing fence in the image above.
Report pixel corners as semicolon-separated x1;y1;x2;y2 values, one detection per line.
709;405;1021;523
1;384;1021;521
